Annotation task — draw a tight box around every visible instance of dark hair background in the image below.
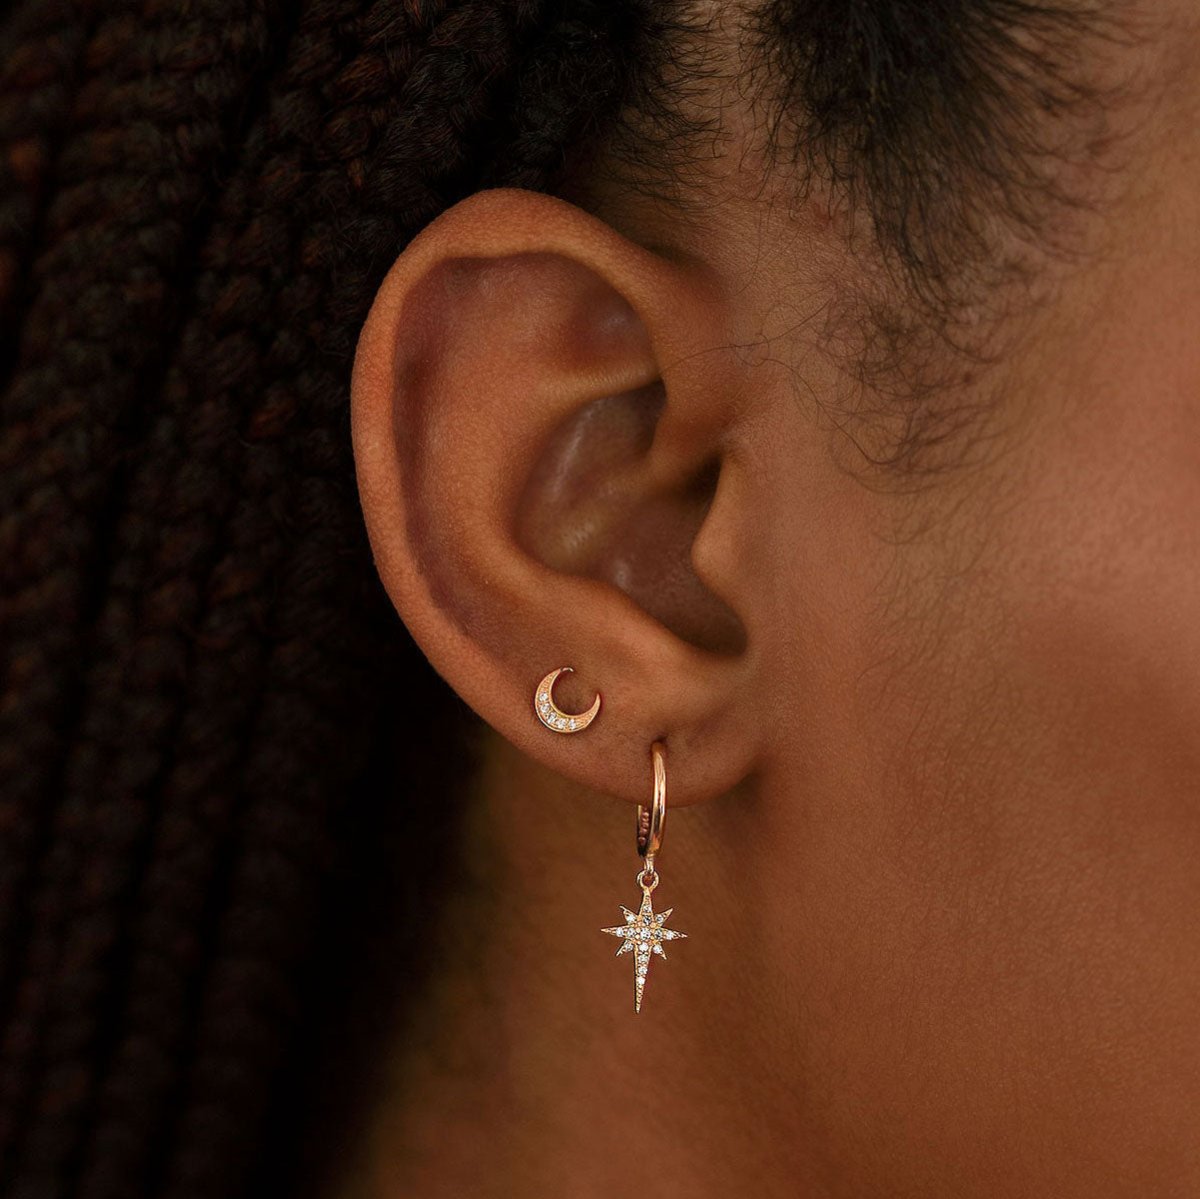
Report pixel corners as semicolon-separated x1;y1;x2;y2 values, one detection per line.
0;3;659;1195
0;0;1113;1196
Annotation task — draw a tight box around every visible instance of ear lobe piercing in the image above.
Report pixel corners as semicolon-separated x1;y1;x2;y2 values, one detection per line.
601;741;687;1013
534;667;601;733
532;676;687;1012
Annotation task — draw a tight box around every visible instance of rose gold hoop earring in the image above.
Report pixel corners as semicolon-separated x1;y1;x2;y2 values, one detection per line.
534;667;601;733
601;740;687;1013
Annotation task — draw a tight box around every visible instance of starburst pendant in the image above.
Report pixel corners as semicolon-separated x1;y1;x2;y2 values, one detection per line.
601;884;687;1013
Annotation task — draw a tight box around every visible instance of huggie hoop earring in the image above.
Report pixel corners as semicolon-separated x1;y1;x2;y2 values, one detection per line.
636;741;667;870
534;667;601;733
601;740;687;1013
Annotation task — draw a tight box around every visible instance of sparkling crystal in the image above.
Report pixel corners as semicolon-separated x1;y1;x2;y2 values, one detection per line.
600;889;687;1012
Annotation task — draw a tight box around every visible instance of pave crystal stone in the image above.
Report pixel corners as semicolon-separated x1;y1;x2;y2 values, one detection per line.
601;889;687;1012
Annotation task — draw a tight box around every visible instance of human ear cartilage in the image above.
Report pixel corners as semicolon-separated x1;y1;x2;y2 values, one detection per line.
600;741;687;1013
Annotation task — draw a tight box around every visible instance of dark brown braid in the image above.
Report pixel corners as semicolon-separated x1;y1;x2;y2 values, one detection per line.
0;2;659;1196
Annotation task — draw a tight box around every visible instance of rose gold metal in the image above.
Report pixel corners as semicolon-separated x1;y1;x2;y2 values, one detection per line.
534;667;601;734
601;740;686;1013
635;866;659;892
636;740;667;869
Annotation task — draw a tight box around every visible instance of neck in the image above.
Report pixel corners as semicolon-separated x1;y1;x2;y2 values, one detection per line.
335;730;805;1199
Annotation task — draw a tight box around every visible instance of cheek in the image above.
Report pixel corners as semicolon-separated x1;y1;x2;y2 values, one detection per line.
1001;334;1200;772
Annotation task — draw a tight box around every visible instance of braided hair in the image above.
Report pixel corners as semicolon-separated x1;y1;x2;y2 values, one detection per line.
0;3;662;1195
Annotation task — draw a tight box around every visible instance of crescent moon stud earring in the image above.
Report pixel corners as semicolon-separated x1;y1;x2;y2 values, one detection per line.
534;667;601;733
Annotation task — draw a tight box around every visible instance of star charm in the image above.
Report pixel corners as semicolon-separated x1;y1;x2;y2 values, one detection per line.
601;890;687;1013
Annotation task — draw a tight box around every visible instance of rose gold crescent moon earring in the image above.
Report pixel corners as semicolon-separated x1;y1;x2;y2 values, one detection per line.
600;741;688;1014
534;666;601;733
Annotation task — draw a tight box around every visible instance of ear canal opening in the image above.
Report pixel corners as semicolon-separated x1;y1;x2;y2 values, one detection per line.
516;382;747;657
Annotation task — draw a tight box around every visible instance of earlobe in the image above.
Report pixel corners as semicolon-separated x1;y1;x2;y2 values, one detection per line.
351;188;759;805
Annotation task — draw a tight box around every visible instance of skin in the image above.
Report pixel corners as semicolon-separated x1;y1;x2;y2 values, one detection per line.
344;8;1200;1197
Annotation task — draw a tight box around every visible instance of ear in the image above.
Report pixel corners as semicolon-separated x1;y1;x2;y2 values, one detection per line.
351;189;759;805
